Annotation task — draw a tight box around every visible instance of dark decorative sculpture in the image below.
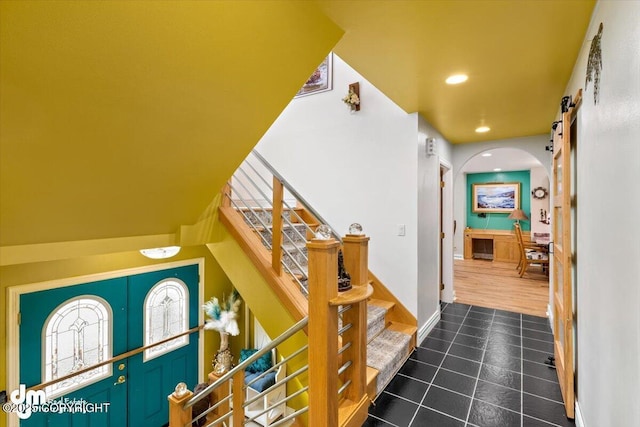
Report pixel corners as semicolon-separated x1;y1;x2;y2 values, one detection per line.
337;249;352;292
586;23;604;105
560;95;572;113
547;120;562;153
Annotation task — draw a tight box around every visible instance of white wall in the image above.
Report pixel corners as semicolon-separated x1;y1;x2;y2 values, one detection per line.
256;54;420;316
417;115;454;334
529;166;551;237
561;2;640;425
451;135;551;257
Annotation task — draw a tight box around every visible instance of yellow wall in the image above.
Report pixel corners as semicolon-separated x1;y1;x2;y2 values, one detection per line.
0;0;343;247
0;245;235;427
207;222;310;419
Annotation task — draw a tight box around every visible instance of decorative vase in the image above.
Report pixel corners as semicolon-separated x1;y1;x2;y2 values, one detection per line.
212;332;234;376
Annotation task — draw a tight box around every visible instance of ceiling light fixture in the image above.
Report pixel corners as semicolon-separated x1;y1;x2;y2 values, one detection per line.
482;153;492;157
140;246;181;259
475;126;491;133
494;168;502;171
445;74;468;85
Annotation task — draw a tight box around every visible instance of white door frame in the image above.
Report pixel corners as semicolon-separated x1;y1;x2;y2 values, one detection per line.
440;159;455;303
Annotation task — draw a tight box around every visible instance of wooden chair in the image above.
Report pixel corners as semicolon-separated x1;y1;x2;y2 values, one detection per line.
513;223;539;271
514;223;549;277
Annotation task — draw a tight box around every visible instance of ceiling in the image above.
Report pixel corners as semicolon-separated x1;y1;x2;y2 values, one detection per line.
317;0;596;143
461;148;543;174
0;1;596;257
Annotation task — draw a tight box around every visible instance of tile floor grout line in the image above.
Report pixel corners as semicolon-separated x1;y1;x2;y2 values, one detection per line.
463;308;496;426
416;343;486;366
466;394;528;418
366;412;399;427
414;402;468;424
522;390;566;405
523;413;569;427
407;303;471;427
399;366;566;406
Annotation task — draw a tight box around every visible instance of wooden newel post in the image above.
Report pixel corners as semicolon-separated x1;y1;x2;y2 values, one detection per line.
307;237;340;427
342;234;370;286
168;387;193;427
340;234;371;425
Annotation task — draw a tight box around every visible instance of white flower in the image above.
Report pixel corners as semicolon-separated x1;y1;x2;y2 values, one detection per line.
203;290;242;336
342;90;360;106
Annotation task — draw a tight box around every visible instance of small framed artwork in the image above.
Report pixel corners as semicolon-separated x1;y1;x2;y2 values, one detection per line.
295;54;333;98
472;182;521;213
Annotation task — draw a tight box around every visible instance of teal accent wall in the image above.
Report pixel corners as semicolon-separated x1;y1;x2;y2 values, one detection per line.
466;170;531;231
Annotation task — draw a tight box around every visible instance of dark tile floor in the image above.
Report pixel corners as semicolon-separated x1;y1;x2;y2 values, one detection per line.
364;302;575;427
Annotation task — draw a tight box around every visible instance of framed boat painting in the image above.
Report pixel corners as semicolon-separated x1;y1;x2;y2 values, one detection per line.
472;182;521;213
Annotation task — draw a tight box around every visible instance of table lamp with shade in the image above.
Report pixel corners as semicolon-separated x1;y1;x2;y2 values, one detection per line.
508;209;529;225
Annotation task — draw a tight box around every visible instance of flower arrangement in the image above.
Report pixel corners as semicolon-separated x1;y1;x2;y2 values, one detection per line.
203;289;242;336
342;89;360;109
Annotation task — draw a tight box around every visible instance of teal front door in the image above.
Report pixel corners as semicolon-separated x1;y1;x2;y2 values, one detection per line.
19;264;200;426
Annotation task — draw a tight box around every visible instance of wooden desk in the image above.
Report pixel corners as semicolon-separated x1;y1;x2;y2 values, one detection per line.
463;228;529;263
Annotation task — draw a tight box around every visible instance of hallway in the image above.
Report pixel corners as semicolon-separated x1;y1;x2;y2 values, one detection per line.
453;259;549;317
364;302;572;427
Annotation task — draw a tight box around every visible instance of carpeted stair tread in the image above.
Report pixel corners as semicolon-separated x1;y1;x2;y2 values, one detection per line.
338;304;387;342
367;329;412;395
366;304;387;343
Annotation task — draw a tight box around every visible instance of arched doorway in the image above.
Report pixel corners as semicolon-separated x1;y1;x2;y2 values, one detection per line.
452;148;551;316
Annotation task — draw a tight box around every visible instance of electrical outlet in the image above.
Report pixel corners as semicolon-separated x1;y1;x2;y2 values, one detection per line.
397;224;406;236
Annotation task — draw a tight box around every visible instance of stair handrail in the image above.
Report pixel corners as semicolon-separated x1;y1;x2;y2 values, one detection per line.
250;150;342;241
225;149;344;296
170;233;373;427
185;316;308;410
169;316;310;427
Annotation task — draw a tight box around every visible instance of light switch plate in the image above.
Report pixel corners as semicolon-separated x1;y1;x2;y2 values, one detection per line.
397;224;406;236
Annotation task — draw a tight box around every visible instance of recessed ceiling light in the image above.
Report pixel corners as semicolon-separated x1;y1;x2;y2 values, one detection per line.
482;153;492;157
475;126;491;133
493;168;502;172
445;74;468;85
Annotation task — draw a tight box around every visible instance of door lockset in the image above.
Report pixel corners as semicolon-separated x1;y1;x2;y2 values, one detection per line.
114;375;126;385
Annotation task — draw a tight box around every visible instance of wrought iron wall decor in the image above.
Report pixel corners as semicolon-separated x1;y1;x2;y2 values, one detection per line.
586;22;603;105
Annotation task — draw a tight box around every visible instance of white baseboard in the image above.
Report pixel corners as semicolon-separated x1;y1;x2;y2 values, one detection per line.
547;304;554;333
418;309;441;346
575;400;586;427
454;253;464;260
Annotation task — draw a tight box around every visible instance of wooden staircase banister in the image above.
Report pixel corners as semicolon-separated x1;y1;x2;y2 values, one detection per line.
307;236;371;427
208;151;416;426
219;205;308;322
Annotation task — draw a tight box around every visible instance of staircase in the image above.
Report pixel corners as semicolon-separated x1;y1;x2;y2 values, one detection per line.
366;300;414;396
237;205;415;398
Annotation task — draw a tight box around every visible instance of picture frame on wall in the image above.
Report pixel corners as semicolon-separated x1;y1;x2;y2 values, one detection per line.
294;54;333;98
472;182;521;213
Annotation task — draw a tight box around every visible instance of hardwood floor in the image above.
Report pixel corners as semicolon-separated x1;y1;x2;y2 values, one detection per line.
453;258;549;317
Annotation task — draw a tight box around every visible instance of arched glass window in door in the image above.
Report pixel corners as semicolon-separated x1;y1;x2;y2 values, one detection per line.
144;279;189;361
43;296;112;398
